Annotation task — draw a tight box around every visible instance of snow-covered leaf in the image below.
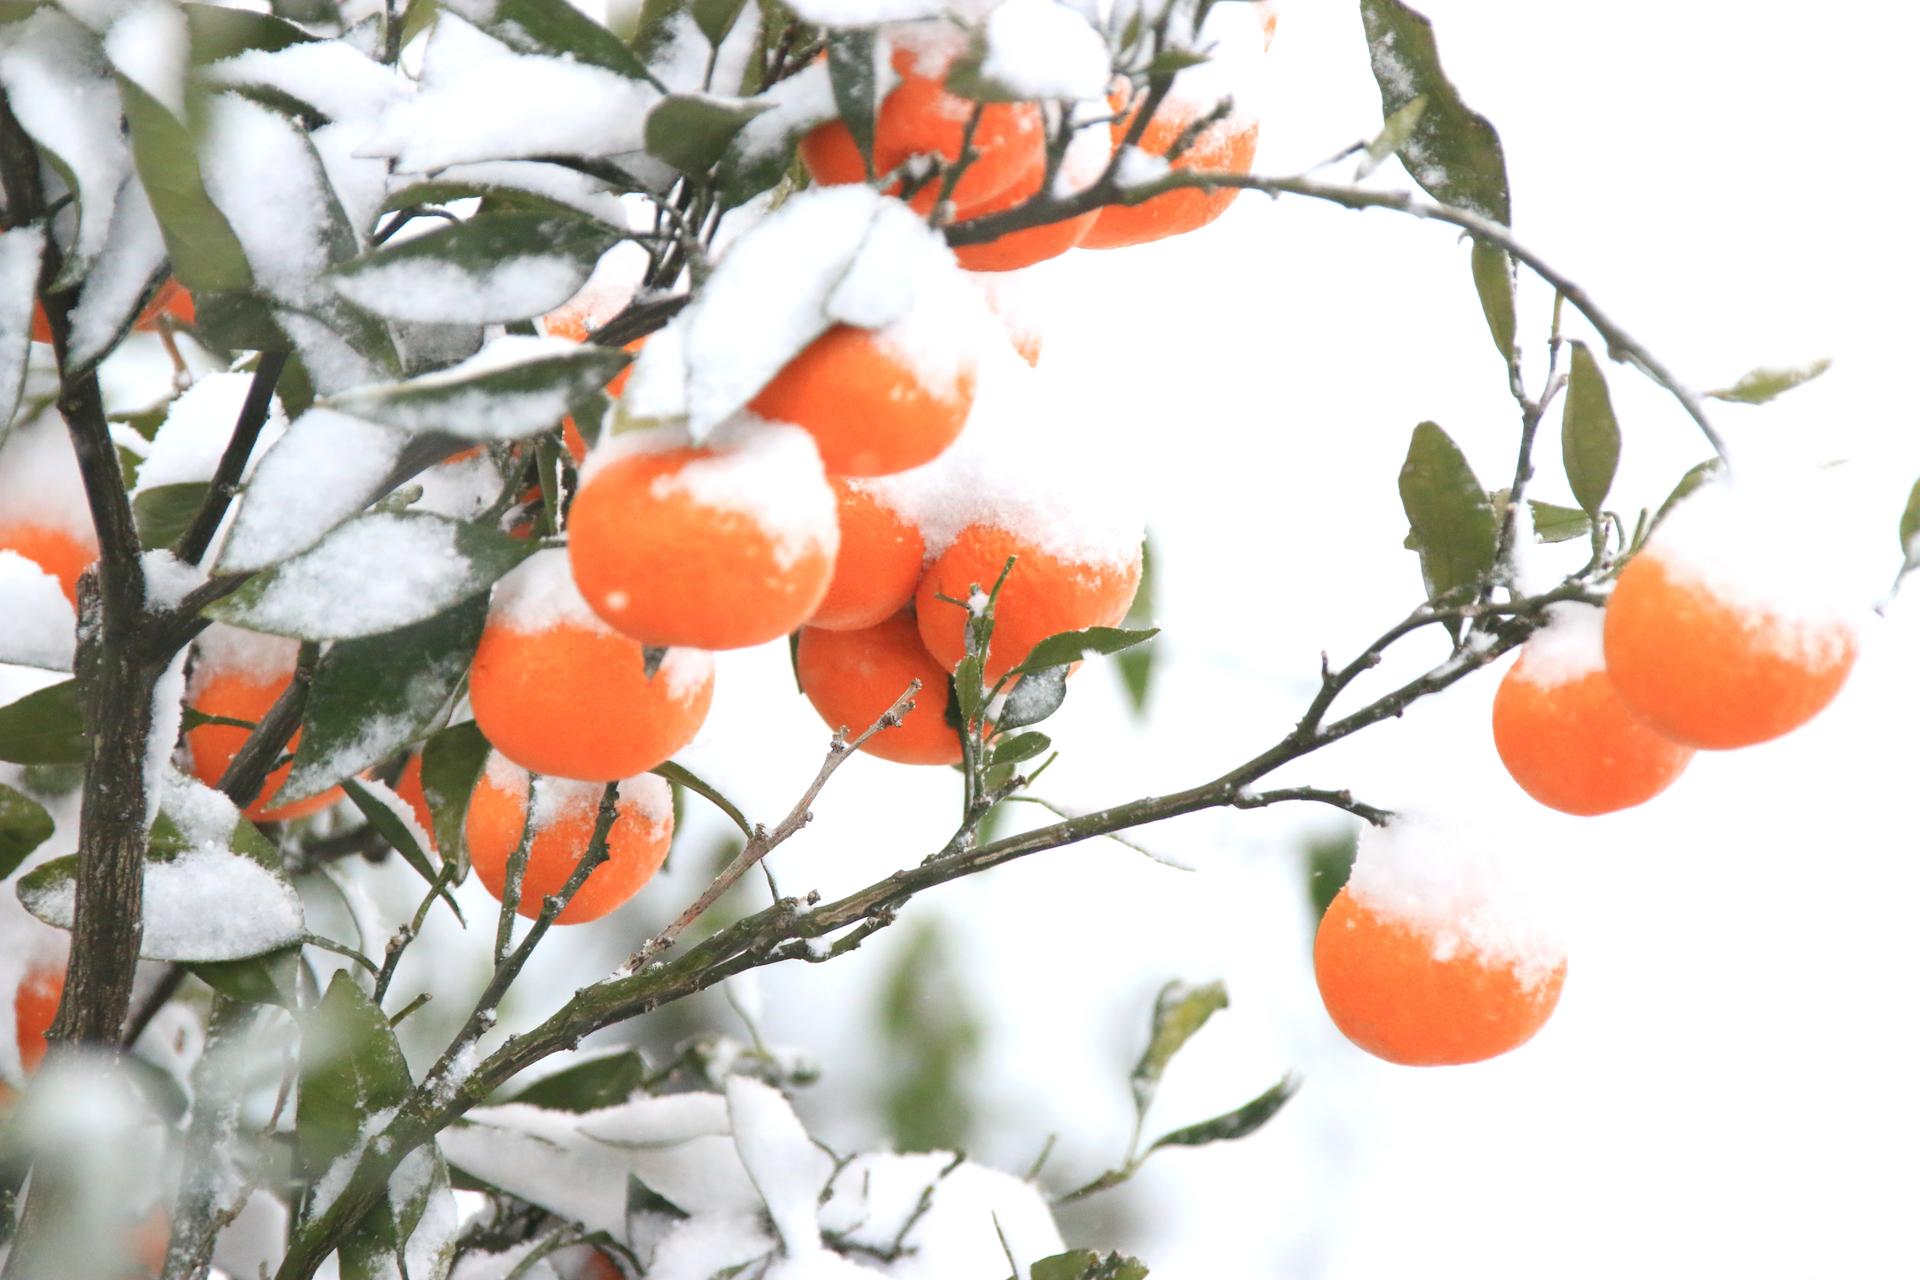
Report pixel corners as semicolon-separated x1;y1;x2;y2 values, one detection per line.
726;1076;832;1253
0;678;88;765
1131;980;1226;1113
0;781;55;881
1360;0;1510;223
437;0;652;78
323;335;630;438
1705;358;1833;405
1469;239;1514;364
220;408;410;573
1398;420;1495;604
781;0;944;26
205;511;540;640
950;0;1112;102
383;162;628;228
0;226;43;435
1009;626;1158;677
646;93;770;174
1561;341;1620;518
714;59;838;207
133;481;208;551
419;719;489;878
508;1048;652;1113
296;972;414;1255
341;1140;457;1280
996;665;1065;732
825;30;879;173
202;39;410;124
1357;92;1427;179
66;176;169;370
328;213;621;325
191;944;301;1009
184;3;314;63
1145;1076;1298;1152
1031;1251;1149;1280
341;780;453;914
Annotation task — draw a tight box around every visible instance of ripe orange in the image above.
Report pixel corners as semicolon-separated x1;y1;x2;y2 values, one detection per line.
796;611;961;765
915;524;1142;680
1492;613;1694;815
14;959;62;1075
0;521;98;608
801;48;1044;215
1080;103;1259;250
748;324;975;477
1314;887;1565;1066
950;159;1099;273
185;632;342;823
567;422;838;650
1603;550;1857;750
465;756;673;924
810;478;927;632
136;279;195;331
541;304;647;461
471;551;715;781
394;753;434;848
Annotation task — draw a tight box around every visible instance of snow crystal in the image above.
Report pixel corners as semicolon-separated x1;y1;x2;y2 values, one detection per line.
203;41;413;126
1343;810;1568;989
725;1076;833;1252
220;408;408;573
102;1;189;119
133;370;289;496
0;552;75;670
1507;602;1606;688
192;621;299;687
224;512;480;640
978;0;1112;101
0;410;94;541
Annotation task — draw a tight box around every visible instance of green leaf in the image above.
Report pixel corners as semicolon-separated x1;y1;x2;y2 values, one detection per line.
1527;499;1591;544
0;782;55;881
205;511;540;641
1031;1251;1150;1280
1146;1076;1298;1152
691;0;750;48
650;760;751;837
1356;92;1426;179
134;481;211;551
1470;240;1516;364
1115;536;1156;718
507;1049;651;1112
995;665;1066;732
325;341;629;441
985;731;1050;769
1009;626;1159;678
185;3;315;62
328;212;621;325
714;66;838;208
340;778;462;923
1901;477;1920;564
382;174;625;229
420;720;491;880
1561;341;1621;517
826;31;879;174
1131;980;1227;1112
116;75;254;295
1705;358;1832;405
436;0;652;78
645;94;772;175
193;291;291;354
953;655;986;724
297;972;413;1190
280;602;484;804
191;944;301;1008
0;18;122;291
0;679;88;765
1649;458;1724;535
1358;0;1510;224
1398;421;1496;603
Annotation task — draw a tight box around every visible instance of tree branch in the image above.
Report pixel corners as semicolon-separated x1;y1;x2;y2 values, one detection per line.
174;352;287;566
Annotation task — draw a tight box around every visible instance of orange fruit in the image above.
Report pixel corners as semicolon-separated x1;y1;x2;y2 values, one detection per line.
0;521;98;608
796;612;961;765
1314;887;1565;1066
801;48;1045;215
471;550;715;782
950;158;1099;272
567;422;838;650
748;324;975;477
14;960;62;1075
185;629;342;823
135;279;195;331
394;753;434;848
1080;102;1259;250
1491;610;1693;815
1603;547;1857;750
915;523;1142;680
30;300;51;345
465;755;673;924
810;478;927;632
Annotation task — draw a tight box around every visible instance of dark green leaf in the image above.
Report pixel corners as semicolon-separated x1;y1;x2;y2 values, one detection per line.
1398;421;1496;603
1131;979;1227;1112
437;0;651;78
1900;477;1920;564
0;679;88;765
1147;1077;1298;1152
192;291;291;354
508;1049;651;1112
382;174;625;228
650;760;751;837
328;213;621;325
985;731;1050;769
1031;1251;1150;1280
421;720;490;879
0;782;55;880
185;3;314;62
1359;0;1510;223
340;778;462;922
1469;240;1515;364
297;973;413;1188
191;945;301;1008
116;76;254;294
1356;93;1426;179
714;65;838;208
1009;626;1159;678
1527;499;1591;544
134;481;211;551
691;0;749;47
996;665;1066;732
205;512;540;640
1303;828;1357;922
644;93;769;175
1561;341;1621;517
826;31;879;174
1705;359;1832;405
954;655;986;724
1143;46;1209;76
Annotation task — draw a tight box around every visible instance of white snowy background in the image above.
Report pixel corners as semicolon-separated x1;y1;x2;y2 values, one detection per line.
4;1;1920;1276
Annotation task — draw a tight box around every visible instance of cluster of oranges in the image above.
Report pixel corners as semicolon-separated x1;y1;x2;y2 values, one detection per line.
1315;482;1860;1067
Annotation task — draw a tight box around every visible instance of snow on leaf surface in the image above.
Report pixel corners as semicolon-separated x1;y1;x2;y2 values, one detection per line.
725;1076;832;1253
220;408;409;573
323;335;631;439
0;552;76;671
975;0;1112;101
385;160;630;228
198;91;350;304
135;370;289;498
66;175;168;369
202;39;413;124
0;226;43;431
328;213;621;326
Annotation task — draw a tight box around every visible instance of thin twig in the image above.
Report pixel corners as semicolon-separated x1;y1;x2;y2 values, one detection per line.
175;352;288;566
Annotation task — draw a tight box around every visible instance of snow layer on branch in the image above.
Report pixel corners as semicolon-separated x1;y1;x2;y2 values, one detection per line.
0;410;95;541
978;0;1112;100
222;408;407;573
1344;810;1568;990
145;648;187;826
0;552;75;670
725;1077;833;1253
141;548;205;610
67;175;167;368
134;370;289;497
102;0;189;117
200;92;338;305
204;40;413;125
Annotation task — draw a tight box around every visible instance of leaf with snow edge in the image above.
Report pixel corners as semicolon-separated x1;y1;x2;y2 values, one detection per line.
1114;536;1156;717
1031;1252;1149;1280
692;0;751;46
780;0;944;24
508;1049;652;1113
298;971;413;1183
714;60;839;208
383;165;628;229
219;409;409;574
67;177;170;371
205;511;539;641
0;226;42;433
1357;92;1426;180
985;730;1050;768
437;0;652;79
192;291;291;354
1526;499;1590;544
340;1141;457;1280
1399;421;1496;604
1705;358;1833;405
133;481;210;551
421;719;490;879
328;213;621;326
115;75;253;294
202;40;411;126
726;1077;833;1253
0;679;87;765
191;944;301;1009
652;760;751;837
951;653;986;725
323;336;631;439
17;806;305;961
0;11;131;290
0;782;54;881
996;665;1066;732
280;601;483;805
1470;240;1516;364
1561;342;1620;518
341;778;465;923
1009;626;1159;678
1131;979;1226;1114
1648;458;1723;538
826;30;879;174
1145;1076;1297;1153
1359;0;1509;224
646;93;771;175
184;3;314;62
